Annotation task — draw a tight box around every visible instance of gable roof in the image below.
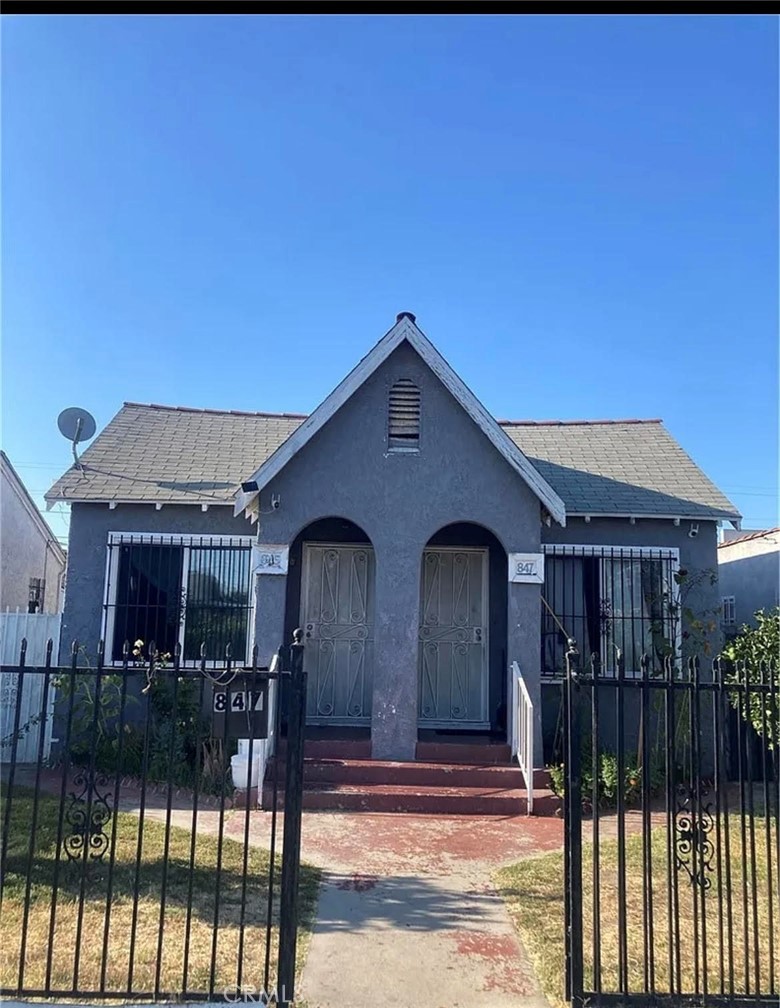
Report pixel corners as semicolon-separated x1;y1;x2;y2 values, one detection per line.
43;319;741;527
44;405;741;524
502;419;740;522
233;314;567;525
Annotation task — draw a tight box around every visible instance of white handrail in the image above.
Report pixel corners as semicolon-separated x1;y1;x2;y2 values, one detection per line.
511;661;534;815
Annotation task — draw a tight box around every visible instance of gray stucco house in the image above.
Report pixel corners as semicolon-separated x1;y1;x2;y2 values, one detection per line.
46;313;741;771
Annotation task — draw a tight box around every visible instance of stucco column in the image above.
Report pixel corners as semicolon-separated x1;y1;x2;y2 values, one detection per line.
370;540;420;761
507;580;544;767
253;573;288;666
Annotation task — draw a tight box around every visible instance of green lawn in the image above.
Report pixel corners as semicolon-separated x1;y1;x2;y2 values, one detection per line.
0;788;320;998
495;815;779;1008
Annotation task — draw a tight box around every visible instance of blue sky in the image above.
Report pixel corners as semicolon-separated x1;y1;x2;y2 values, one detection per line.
2;14;777;546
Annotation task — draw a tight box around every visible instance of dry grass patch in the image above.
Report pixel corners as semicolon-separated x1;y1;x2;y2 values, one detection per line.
495;814;779;1008
1;788;320;998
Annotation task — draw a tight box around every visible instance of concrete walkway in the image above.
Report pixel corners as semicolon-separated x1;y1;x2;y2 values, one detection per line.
291;812;561;1008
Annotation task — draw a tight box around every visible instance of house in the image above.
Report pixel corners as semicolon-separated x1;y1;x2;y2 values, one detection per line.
46;313;740;782
718;528;779;636
1;451;66;614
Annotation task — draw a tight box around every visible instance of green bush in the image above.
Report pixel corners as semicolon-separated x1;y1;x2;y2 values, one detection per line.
722;607;780;750
547;750;664;809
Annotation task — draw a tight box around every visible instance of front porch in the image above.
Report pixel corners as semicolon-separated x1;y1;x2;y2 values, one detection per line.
271;517;538;764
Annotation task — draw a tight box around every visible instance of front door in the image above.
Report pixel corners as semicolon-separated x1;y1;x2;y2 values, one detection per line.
301;543;375;726
418;547;489;729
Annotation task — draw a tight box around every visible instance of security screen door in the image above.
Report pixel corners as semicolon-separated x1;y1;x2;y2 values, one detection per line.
301;544;375;725
418;547;489;729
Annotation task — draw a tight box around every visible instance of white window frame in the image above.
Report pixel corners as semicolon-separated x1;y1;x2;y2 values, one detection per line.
102;532;256;667
541;544;682;678
721;595;736;626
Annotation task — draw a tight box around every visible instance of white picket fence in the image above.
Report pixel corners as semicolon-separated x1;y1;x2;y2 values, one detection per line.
0;610;62;763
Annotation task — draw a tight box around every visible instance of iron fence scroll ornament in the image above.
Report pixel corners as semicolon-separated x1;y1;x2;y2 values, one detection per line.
674;781;715;890
63;766;114;862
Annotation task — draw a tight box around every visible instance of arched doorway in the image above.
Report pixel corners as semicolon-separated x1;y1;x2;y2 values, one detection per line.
418;522;508;735
286;518;375;727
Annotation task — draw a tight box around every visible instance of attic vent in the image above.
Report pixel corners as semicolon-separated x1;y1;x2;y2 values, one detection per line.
388;378;421;451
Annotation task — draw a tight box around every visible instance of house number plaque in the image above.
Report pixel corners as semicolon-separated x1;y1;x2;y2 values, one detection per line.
253;544;289;575
211;675;269;738
508;553;545;584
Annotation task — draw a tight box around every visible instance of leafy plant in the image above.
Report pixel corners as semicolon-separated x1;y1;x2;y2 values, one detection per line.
52;646;138;768
722;607;780;749
547;749;664;810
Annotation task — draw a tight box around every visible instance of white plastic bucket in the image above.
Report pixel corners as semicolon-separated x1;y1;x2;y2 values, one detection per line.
231;752;262;789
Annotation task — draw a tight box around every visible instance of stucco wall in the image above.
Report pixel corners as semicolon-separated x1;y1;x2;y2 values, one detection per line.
251;340;543;759
1;465;66;614
718;537;780;629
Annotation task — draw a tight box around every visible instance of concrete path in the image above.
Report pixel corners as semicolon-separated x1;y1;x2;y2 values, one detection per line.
291;813;561;1008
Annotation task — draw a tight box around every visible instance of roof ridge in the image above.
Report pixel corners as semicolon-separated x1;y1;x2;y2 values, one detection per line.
497;418;663;427
123;401;309;420
120;402;663;427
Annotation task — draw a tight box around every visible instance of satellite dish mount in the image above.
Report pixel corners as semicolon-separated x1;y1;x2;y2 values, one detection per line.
57;407;97;471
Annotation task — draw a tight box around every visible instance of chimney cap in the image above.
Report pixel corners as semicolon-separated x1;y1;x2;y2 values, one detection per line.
396;311;416;323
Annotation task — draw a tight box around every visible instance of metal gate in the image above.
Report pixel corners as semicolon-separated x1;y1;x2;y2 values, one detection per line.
0;632;308;1005
563;643;779;1007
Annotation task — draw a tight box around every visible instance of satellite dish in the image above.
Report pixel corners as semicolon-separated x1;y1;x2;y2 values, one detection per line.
57;407;96;470
58;407;96;443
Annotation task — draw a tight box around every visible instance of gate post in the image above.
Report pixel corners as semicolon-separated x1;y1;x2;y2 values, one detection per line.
278;629;307;1006
564;638;584;1005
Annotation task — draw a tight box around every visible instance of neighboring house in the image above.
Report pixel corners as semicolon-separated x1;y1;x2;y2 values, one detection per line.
1;451;66;614
718;528;780;636
46;313;740;767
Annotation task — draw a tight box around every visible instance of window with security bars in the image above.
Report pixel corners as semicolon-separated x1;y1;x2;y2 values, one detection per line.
388;378;421;450
541;546;679;678
104;534;253;663
722;595;736;626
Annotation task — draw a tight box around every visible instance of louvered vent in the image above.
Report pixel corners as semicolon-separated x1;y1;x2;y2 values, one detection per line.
388;378;421;450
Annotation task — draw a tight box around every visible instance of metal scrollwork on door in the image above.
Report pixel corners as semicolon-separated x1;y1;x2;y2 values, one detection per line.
674;782;715;890
63;767;113;862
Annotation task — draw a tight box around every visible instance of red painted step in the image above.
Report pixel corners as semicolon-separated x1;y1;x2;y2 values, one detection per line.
266;756;526;789
415;741;512;764
263;781;558;816
276;738;372;760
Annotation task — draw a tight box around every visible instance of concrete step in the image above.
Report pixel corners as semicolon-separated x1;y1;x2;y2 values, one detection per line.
266;756;526;789
277;738;372;760
415;741;512;764
262;780;560;816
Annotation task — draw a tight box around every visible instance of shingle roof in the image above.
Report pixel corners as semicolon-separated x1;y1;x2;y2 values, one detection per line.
45;402;741;521
502;420;740;521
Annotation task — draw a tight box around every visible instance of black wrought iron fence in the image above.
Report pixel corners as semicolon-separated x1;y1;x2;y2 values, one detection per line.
0;633;309;1005
563;646;779;1007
